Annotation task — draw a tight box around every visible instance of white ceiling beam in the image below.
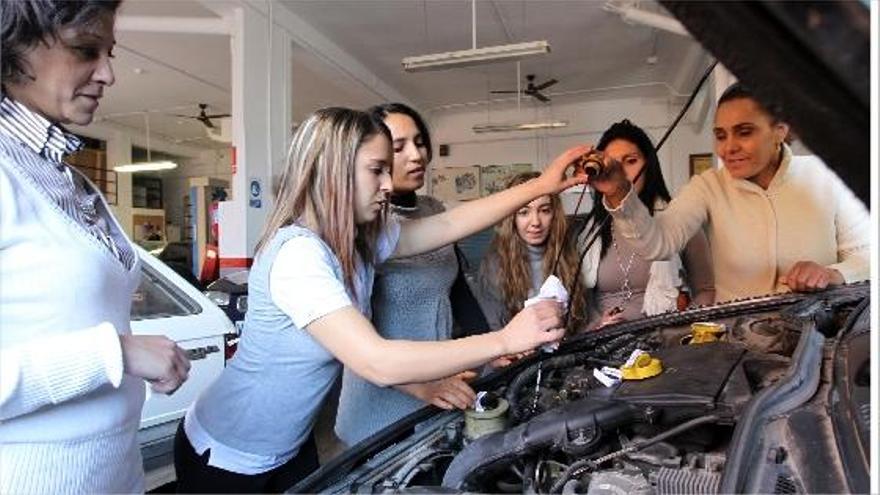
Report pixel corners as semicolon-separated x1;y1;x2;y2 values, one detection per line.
116;16;231;35
604;1;689;37
197;0;411;105
671;44;708;94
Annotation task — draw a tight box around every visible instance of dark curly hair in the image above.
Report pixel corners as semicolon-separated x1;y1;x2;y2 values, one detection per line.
591;119;671;258
1;0;122;85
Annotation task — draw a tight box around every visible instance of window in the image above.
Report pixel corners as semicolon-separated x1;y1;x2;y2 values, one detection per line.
131;262;201;320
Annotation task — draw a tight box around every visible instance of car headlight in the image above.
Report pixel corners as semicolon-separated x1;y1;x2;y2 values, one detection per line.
204;290;231;307
235;295;248;314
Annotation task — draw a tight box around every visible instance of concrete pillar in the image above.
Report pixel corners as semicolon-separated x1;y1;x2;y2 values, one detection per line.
198;0;408;276
217;2;291;275
705;64;737;169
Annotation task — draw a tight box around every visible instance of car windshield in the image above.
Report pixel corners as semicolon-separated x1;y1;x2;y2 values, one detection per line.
131;263;201;320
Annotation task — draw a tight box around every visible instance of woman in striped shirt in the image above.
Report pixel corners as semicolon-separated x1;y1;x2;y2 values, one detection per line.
0;1;189;492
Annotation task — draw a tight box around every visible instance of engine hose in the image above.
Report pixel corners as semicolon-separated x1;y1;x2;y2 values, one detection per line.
442;399;638;490
548;414;720;493
506;353;614;422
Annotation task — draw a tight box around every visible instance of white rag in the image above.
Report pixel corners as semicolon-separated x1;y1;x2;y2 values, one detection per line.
523;275;569;352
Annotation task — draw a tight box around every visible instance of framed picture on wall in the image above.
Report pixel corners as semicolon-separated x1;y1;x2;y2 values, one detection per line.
480;163;533;196
689;153;714;177
430;166;481;202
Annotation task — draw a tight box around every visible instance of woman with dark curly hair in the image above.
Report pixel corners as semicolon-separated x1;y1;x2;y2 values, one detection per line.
477;172;589;334
0;1;189;492
580;119;715;328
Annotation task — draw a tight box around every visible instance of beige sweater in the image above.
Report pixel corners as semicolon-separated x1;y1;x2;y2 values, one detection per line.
607;146;869;302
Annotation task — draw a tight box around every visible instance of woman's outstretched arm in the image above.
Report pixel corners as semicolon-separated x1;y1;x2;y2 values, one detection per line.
393;145;592;258
306;301;563;387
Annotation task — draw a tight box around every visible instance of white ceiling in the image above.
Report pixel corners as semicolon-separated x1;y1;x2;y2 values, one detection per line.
91;0;710;150
282;0;706;112
94;0;230;149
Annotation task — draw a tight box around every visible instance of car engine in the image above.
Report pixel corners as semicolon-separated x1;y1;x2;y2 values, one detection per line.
301;289;866;495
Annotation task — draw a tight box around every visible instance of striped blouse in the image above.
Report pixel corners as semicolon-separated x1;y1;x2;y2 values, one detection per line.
0;96;135;269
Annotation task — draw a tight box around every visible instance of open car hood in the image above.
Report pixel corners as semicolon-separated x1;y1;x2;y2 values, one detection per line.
661;1;870;204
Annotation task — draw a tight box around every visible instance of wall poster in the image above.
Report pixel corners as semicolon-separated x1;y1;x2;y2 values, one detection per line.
430;165;481;202
479;163;533;196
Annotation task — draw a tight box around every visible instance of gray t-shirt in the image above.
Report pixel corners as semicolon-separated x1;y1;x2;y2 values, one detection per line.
186;222;399;474
593;235;651;324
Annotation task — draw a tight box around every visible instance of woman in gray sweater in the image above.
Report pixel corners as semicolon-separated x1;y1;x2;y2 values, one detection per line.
335;103;489;446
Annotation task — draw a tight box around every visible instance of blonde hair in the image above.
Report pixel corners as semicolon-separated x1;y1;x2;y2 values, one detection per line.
256;107;390;300
488;172;588;334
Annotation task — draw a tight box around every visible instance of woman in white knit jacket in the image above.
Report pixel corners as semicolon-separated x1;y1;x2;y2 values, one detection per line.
0;2;189;493
591;83;869;302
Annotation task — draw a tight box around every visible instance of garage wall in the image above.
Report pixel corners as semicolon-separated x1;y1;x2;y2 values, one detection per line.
71;121;232;238
161;148;233;239
424;90;715;211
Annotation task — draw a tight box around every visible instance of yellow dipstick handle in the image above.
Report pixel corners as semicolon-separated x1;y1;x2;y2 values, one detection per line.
620;353;663;380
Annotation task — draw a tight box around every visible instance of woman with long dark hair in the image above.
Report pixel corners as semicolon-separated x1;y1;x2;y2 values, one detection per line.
581;119;714;327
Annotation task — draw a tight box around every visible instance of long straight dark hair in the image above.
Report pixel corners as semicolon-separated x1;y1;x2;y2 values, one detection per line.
591;119;671;257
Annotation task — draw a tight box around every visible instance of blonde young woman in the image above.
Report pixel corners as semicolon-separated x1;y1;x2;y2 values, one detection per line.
174;107;590;492
477;172;589;334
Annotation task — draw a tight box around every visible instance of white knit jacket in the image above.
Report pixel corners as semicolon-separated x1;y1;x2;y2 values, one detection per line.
606;146;870;303
0;133;145;494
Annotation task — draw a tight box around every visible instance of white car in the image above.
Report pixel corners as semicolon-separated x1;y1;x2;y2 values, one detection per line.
131;246;237;490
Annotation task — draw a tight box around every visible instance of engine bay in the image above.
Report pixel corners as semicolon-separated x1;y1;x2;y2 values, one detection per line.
303;290;865;495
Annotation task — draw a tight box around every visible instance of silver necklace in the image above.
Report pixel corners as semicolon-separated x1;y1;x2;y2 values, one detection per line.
611;226;636;304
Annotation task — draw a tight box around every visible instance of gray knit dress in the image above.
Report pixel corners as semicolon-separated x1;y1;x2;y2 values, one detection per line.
334;195;458;446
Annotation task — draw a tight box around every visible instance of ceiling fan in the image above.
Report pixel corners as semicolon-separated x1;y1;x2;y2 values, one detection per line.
172;103;230;129
491;74;559;103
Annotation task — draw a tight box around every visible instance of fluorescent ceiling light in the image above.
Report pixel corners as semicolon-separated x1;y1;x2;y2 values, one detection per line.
113;160;178;173
472;121;568;133
403;40;550;72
